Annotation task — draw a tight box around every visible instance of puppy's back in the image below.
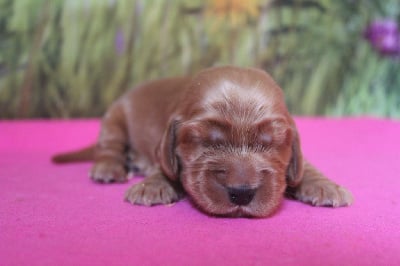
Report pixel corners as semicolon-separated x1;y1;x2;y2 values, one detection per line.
119;77;190;163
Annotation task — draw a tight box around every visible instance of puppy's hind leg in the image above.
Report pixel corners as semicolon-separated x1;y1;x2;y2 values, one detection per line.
90;102;129;183
287;161;353;207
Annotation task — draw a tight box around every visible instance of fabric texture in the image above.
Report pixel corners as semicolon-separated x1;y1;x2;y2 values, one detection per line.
0;118;399;266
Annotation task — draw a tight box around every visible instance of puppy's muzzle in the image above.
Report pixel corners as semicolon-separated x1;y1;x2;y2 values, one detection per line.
227;187;256;206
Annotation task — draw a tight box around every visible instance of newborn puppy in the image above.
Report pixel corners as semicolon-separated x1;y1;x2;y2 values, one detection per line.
53;66;353;217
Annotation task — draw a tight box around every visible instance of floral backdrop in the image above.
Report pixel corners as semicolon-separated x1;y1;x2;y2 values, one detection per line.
0;0;399;118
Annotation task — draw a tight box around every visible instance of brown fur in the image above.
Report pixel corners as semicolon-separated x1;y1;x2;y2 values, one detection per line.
53;66;353;217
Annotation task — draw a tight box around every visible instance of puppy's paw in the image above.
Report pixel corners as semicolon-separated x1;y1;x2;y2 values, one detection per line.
293;179;353;207
124;176;182;206
90;160;128;183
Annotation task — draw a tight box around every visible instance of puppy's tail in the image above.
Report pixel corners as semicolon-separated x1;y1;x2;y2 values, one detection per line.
52;144;96;164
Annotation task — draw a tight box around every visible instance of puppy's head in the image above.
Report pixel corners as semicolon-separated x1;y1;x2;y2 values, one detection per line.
159;67;303;217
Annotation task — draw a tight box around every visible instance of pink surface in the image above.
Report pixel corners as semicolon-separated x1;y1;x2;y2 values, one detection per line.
0;118;399;266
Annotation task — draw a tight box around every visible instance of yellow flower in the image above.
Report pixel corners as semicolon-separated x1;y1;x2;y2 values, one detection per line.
206;0;260;26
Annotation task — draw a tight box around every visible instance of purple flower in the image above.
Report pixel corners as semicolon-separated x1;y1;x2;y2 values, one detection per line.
114;29;126;55
364;19;400;57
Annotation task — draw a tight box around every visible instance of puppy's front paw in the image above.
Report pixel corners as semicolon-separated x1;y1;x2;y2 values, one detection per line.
124;176;182;206
293;179;353;207
90;160;128;183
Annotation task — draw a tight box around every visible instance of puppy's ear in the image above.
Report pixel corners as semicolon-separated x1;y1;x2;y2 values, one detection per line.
157;119;180;180
286;126;304;187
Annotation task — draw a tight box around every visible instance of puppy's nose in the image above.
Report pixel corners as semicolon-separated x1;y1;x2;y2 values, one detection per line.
227;187;256;206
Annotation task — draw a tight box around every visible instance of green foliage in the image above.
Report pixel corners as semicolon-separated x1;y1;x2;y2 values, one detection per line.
0;0;399;118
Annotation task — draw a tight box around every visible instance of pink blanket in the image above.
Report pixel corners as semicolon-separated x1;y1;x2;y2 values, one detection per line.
1;118;399;265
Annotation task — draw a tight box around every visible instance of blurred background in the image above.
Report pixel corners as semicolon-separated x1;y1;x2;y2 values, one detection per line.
0;0;399;119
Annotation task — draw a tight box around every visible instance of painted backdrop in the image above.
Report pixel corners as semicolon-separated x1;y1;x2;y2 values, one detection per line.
0;0;399;118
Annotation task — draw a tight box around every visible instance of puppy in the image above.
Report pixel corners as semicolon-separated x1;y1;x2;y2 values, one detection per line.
53;66;353;217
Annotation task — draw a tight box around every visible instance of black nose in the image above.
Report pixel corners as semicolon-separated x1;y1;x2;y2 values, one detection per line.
227;187;256;206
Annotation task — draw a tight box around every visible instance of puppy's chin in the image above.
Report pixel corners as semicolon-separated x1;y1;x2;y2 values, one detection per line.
211;204;282;218
181;172;286;218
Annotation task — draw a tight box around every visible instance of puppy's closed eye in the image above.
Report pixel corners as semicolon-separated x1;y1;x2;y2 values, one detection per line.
179;120;230;147
209;169;228;180
259;168;274;175
207;127;226;145
256;118;291;147
257;132;273;146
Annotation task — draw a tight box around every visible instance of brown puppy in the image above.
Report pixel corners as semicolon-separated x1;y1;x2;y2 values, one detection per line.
53;66;353;217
